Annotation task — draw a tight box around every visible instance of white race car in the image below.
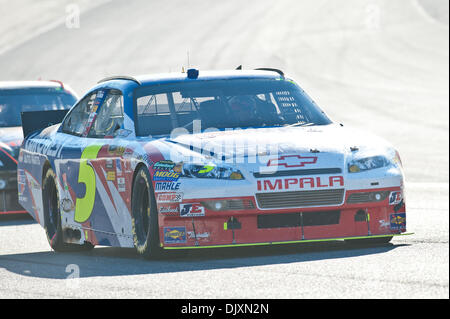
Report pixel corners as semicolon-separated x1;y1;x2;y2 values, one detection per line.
17;68;410;258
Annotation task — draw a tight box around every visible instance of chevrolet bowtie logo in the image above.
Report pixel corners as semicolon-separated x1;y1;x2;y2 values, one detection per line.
267;155;318;168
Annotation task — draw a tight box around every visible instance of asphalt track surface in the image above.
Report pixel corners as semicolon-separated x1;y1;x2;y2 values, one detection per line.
0;0;448;299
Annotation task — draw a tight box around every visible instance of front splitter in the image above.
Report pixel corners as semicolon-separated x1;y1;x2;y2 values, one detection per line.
162;232;414;250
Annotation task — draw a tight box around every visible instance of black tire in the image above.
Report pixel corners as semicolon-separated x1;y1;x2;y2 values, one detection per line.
131;166;161;259
345;236;393;246
42;168;94;252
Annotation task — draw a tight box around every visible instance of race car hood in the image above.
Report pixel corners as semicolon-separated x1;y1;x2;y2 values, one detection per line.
0;126;23;145
162;124;395;172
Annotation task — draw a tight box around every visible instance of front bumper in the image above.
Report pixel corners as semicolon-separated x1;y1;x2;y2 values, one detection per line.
157;186;408;249
0;170;26;214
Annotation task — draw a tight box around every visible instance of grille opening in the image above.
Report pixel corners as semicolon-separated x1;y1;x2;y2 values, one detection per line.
347;191;390;204
201;199;255;211
257;210;341;229
256;189;344;209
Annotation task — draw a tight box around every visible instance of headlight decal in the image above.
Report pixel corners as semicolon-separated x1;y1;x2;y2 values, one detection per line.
181;163;245;180
348;155;390;173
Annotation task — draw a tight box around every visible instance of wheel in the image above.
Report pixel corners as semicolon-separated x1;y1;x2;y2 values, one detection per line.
345;236;393;246
131;166;161;259
42;168;94;252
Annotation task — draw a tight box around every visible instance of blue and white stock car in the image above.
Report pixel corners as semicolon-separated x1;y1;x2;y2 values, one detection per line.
17;68;411;258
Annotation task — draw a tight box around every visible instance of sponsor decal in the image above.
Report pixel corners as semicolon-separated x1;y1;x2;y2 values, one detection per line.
17;169;25;182
378;219;390;229
164;227;186;244
173;162;183;173
106;171;116;181
23;139;64;158
115;129;132;137
158;204;179;214
153;170;180;182
30;178;41;190
108;145;126;156
106;158;114;169
267;155;317;168
23;153;32;164
88;112;96;122
116;159;122;175
60;173;73;212
390;213;406;230
122;148;134;159
157;192;183;203
29;179;40;190
82;91;106;137
117;177;126;192
17;169;26;195
96;90;105;99
153;160;175;171
257;176;344;191
32;155;40;165
155;182;181;191
180;203;205;217
187;231;210;239
389;191;403;205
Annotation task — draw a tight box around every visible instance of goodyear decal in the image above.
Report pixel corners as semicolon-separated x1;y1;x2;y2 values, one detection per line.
156;192;183;203
153;160;175;170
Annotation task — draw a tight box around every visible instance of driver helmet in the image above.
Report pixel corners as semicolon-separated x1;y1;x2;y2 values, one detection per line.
228;95;257;122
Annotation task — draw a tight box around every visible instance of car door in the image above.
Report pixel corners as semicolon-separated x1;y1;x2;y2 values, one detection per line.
56;87;135;247
84;89;134;246
54;89;103;223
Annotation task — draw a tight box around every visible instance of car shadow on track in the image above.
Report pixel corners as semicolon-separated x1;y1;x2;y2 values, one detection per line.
0;241;408;280
0;214;35;226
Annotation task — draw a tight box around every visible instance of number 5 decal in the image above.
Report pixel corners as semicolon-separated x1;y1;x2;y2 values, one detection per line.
74;145;102;223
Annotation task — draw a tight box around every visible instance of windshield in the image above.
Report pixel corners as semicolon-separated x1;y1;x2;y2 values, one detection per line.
134;78;332;136
0;89;77;127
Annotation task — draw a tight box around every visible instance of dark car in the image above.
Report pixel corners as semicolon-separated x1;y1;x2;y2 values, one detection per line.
0;80;78;214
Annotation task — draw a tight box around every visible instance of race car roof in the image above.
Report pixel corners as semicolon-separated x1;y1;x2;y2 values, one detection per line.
90;69;289;100
0;81;65;90
134;69;284;86
95;69;286;91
